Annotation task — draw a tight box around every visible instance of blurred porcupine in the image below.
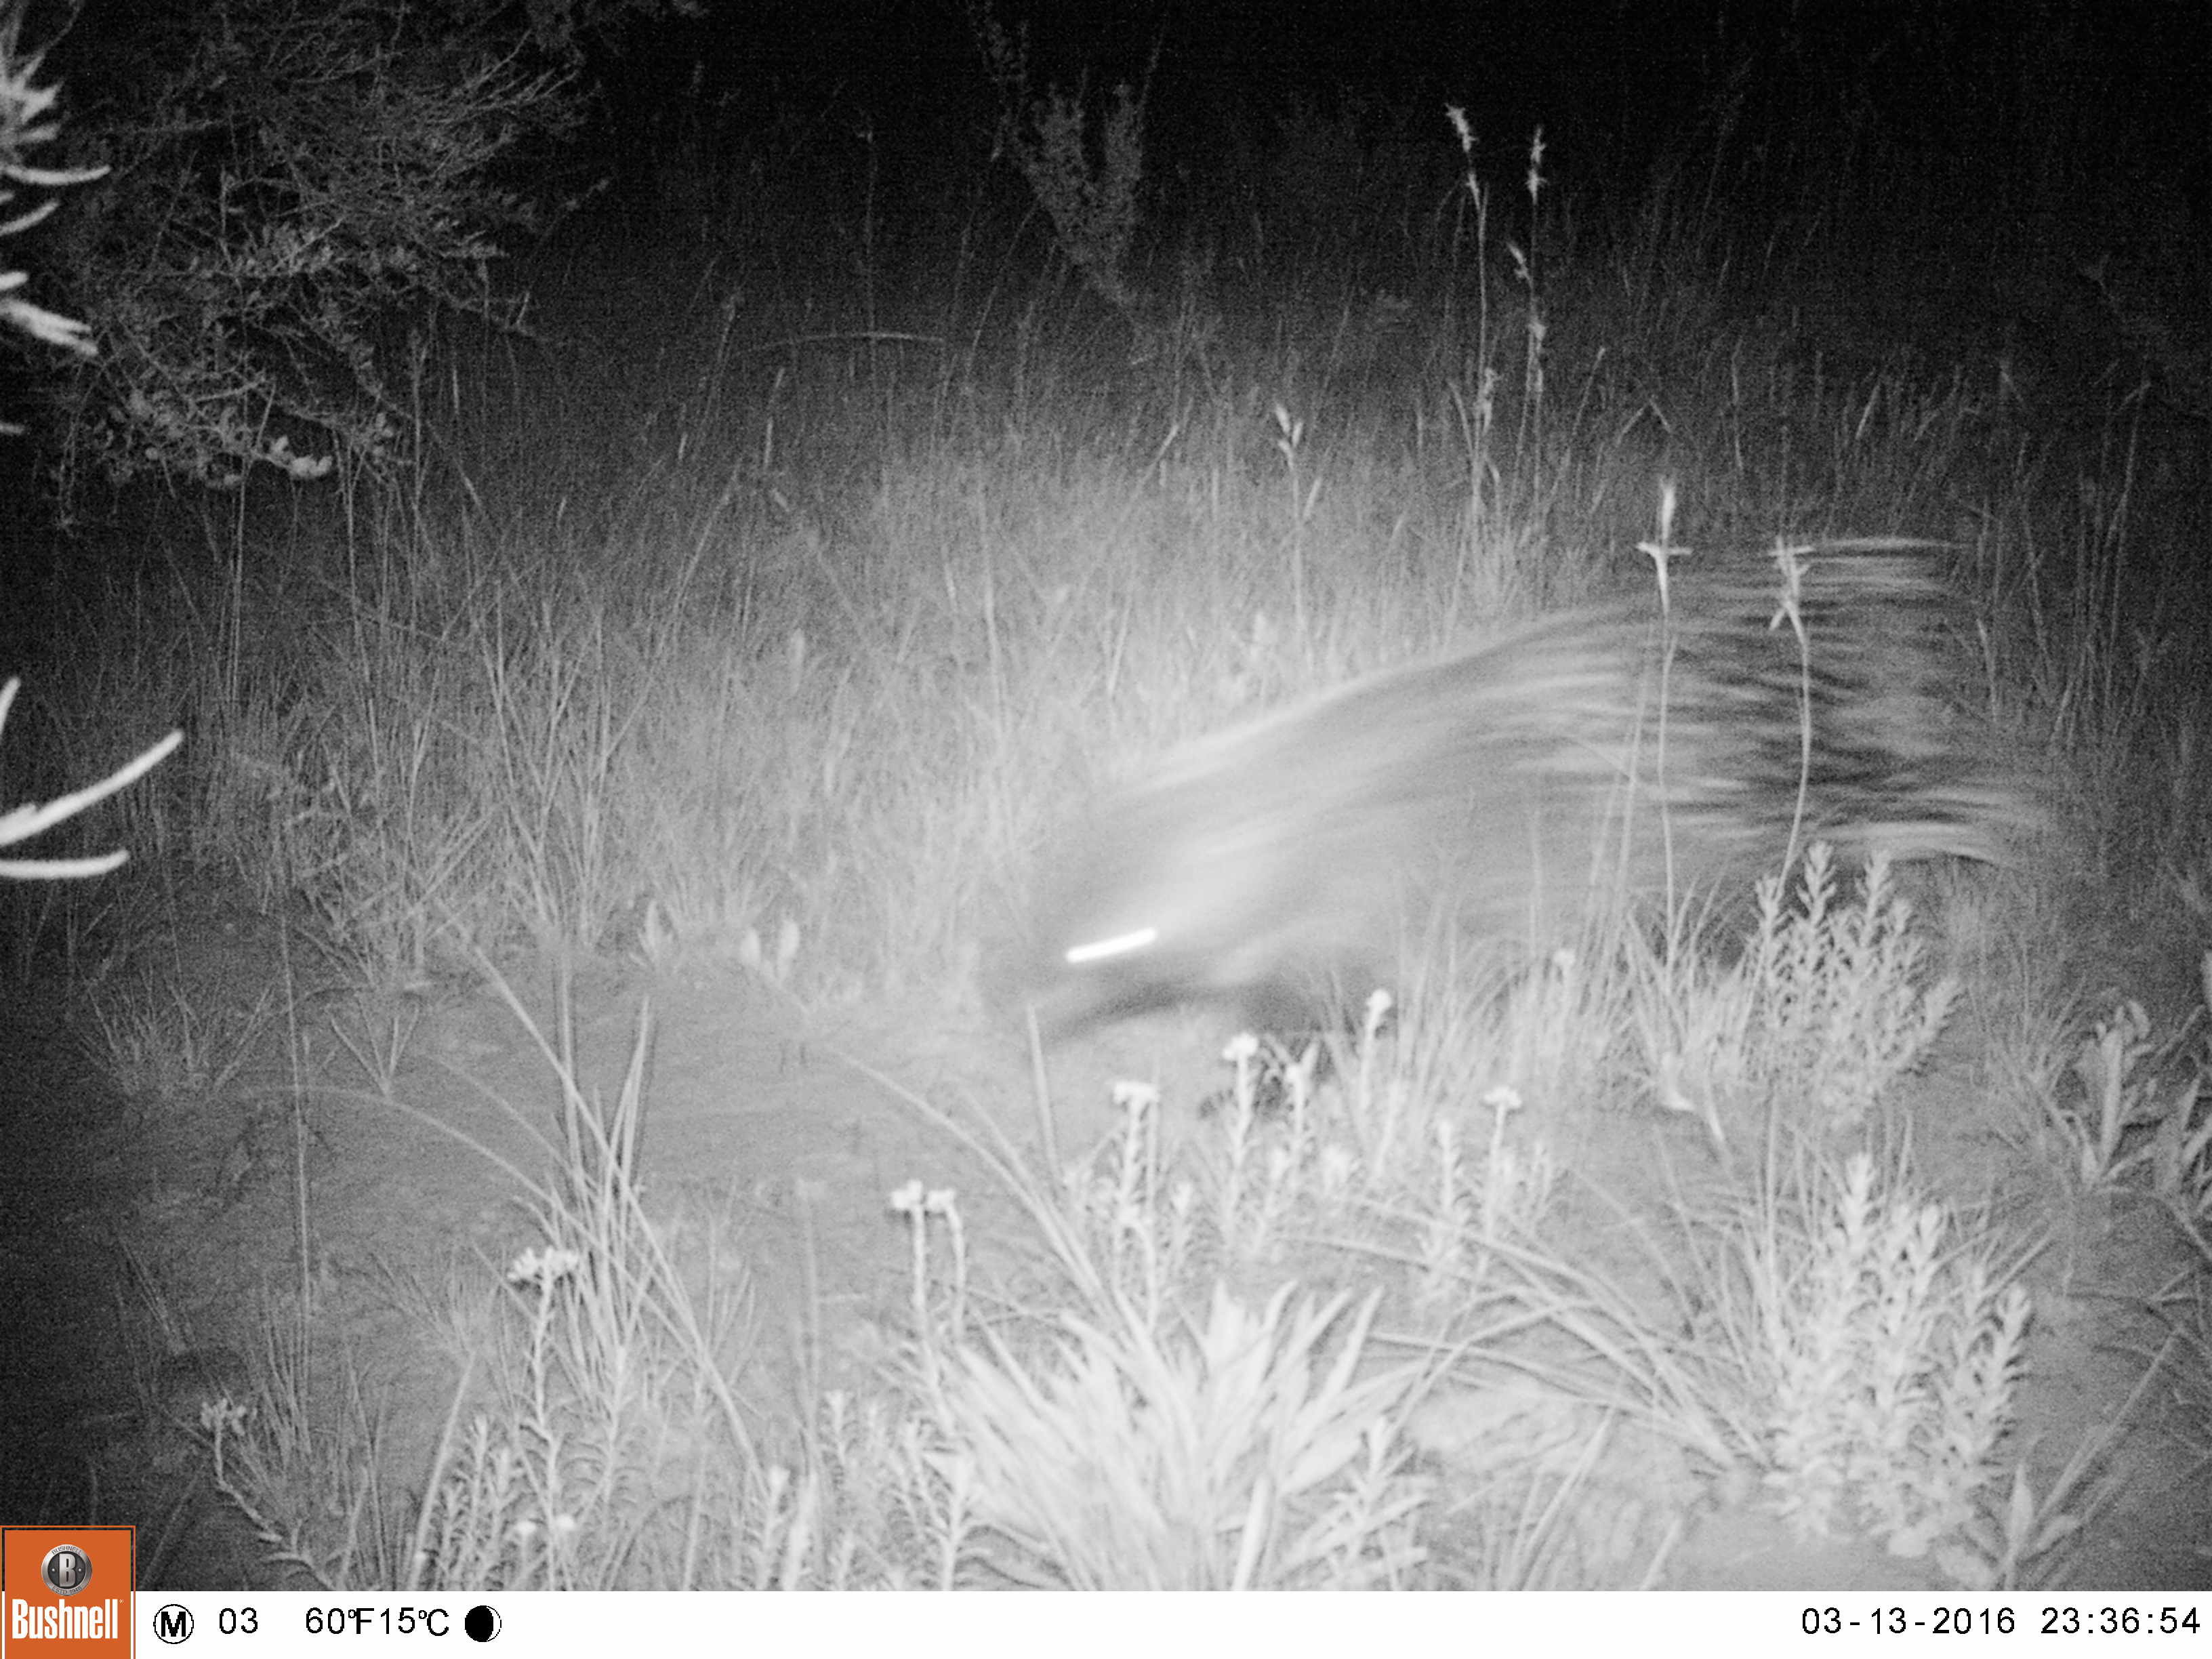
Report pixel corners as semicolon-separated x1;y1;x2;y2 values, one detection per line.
1019;543;2030;1036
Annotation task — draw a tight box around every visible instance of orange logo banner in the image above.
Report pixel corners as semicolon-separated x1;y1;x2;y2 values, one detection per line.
1;1529;133;1659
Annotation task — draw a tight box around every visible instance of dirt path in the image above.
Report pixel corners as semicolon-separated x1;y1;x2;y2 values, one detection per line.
4;894;2207;1589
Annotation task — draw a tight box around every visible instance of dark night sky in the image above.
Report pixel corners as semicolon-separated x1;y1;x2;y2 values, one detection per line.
609;0;2206;210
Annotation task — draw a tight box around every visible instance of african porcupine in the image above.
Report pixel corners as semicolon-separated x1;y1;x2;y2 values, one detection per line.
1019;544;2028;1036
